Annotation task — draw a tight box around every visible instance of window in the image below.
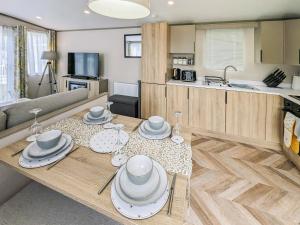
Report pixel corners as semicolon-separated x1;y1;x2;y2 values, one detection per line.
27;31;49;76
124;34;141;58
204;29;245;70
0;26;17;103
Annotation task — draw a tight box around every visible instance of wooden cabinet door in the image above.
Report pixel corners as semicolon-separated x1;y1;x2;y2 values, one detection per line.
170;25;195;54
266;95;283;144
141;83;166;119
189;88;226;133
142;22;169;84
260;21;284;64
226;91;267;140
285;19;300;65
166;85;189;127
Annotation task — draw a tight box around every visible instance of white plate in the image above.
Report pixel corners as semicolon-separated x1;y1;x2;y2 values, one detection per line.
23;134;72;161
120;165;160;200
138;123;171;140
87;110;109;120
143;121;168;135
83;112;112;125
111;179;169;220
27;135;67;158
115;161;168;206
19;141;74;169
89;130;129;153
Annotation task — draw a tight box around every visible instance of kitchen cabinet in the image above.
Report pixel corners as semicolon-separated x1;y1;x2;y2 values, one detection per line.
141;22;170;84
166;85;189;127
189;87;226;133
259;21;284;64
170;25;196;54
266;95;283;144
226;91;267;141
284;19;300;65
141;83;166;119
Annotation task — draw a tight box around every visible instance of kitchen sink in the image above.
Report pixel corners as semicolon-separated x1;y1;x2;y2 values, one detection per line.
227;83;259;90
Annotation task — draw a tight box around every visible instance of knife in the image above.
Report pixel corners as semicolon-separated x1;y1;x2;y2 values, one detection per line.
167;173;177;216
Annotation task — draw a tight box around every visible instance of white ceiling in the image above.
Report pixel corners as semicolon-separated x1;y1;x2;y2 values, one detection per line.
0;0;299;31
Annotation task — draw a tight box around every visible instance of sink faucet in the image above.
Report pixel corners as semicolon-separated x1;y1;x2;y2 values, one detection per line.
223;65;237;84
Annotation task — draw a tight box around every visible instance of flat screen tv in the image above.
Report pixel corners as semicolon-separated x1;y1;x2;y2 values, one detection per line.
68;52;100;79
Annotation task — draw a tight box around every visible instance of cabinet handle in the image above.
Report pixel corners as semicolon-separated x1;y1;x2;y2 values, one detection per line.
187;88;189;99
88;83;91;91
260;50;263;63
225;92;227;104
299;49;300;65
165;86;167;98
65;80;67;88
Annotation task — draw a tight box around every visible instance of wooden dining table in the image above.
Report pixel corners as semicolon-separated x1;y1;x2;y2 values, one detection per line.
0;111;190;225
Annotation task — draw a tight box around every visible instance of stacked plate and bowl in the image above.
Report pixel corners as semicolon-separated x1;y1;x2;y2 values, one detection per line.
138;116;171;140
19;130;74;168
111;155;169;219
83;106;112;125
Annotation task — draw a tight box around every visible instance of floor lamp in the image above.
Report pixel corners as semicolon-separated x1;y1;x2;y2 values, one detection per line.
39;51;58;94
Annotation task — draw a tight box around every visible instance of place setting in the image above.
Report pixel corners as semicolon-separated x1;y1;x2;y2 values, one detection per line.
108;154;174;220
138;116;172;140
17;129;77;169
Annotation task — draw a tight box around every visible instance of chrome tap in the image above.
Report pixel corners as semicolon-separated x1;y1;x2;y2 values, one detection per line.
223;65;237;84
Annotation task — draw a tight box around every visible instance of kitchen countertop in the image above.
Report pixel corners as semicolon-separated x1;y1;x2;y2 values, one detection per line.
167;79;300;105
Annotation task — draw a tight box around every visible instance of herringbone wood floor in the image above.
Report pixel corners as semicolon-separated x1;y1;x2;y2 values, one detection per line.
188;134;300;225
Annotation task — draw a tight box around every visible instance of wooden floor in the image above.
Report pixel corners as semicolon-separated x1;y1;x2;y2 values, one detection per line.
188;134;300;225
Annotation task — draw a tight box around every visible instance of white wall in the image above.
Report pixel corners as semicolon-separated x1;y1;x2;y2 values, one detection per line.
174;29;300;84
57;28;141;95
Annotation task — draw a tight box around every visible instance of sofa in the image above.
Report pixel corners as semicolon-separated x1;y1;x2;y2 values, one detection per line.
0;88;89;132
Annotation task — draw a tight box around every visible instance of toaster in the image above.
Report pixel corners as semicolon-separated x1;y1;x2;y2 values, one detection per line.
181;70;196;82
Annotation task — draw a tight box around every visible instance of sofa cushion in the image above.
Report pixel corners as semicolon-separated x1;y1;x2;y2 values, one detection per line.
5;88;89;128
0;111;7;131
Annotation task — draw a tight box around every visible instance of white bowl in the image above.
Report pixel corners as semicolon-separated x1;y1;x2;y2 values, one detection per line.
36;130;62;150
126;155;153;185
120;166;160;200
89;106;104;118
148;116;164;130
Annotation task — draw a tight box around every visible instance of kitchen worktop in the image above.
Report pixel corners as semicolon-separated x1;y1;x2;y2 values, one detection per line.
167;79;300;105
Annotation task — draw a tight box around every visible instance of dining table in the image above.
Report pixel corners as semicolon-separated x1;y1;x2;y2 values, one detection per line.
0;110;191;225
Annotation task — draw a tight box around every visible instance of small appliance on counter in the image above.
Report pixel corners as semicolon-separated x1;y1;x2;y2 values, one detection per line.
181;70;197;82
263;68;286;87
172;68;181;80
292;74;300;90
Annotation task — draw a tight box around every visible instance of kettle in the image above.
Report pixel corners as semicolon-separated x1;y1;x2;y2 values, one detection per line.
172;68;181;80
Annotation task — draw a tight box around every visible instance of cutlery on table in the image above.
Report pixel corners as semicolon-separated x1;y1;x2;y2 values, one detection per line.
47;145;80;170
167;173;177;216
98;169;119;195
11;148;24;157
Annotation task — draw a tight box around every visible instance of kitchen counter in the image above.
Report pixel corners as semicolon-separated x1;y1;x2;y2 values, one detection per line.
167;79;300;105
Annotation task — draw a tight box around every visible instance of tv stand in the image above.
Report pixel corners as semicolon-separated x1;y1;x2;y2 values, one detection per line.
59;76;108;98
62;75;99;81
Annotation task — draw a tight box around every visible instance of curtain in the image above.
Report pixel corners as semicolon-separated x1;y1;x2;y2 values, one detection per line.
27;30;48;76
203;28;246;71
16;25;27;98
48;30;57;73
0;26;17;103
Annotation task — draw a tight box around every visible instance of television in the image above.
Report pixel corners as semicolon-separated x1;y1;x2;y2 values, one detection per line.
68;52;100;79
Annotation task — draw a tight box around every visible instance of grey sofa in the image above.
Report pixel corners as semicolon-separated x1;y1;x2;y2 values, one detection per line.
0;88;89;132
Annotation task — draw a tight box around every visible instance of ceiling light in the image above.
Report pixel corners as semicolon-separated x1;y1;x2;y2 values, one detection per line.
88;0;150;19
36;16;42;20
84;10;91;14
168;1;174;5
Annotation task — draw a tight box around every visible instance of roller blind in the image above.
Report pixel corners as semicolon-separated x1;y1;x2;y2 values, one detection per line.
204;28;245;71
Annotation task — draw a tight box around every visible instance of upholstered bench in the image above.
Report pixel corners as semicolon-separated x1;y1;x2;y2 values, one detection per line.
0;182;120;225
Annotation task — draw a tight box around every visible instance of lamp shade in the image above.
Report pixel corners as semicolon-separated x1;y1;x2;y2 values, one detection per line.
41;51;57;60
88;0;150;19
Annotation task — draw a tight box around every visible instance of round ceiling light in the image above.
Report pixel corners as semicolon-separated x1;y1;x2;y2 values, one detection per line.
88;0;150;19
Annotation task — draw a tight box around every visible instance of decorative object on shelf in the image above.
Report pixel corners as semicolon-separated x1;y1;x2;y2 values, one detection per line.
172;56;194;66
124;34;142;58
39;51;58;94
263;68;286;87
26;108;43;142
88;0;150;19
